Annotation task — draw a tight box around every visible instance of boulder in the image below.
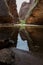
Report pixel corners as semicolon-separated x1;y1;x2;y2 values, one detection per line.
0;48;15;65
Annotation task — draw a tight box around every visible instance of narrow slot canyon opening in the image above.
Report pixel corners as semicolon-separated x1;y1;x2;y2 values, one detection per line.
16;0;30;13
16;33;29;51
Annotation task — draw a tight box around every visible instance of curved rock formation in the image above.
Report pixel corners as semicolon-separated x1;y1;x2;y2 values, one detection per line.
0;48;15;65
19;0;34;20
19;2;29;20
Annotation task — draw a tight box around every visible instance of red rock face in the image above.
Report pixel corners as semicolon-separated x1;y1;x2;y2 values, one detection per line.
26;0;43;24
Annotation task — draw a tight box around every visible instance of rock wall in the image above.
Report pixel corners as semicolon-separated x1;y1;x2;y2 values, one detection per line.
19;2;30;20
26;0;43;24
7;0;19;23
0;48;15;65
19;0;34;20
0;0;19;23
19;0;43;52
0;0;19;48
26;0;43;52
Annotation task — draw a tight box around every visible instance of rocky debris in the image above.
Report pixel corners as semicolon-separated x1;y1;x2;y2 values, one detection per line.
0;47;43;65
0;48;15;65
0;0;19;23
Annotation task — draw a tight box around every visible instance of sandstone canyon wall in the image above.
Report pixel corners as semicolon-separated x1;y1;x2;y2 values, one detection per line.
19;0;43;52
0;1;19;64
0;0;19;48
26;0;43;52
